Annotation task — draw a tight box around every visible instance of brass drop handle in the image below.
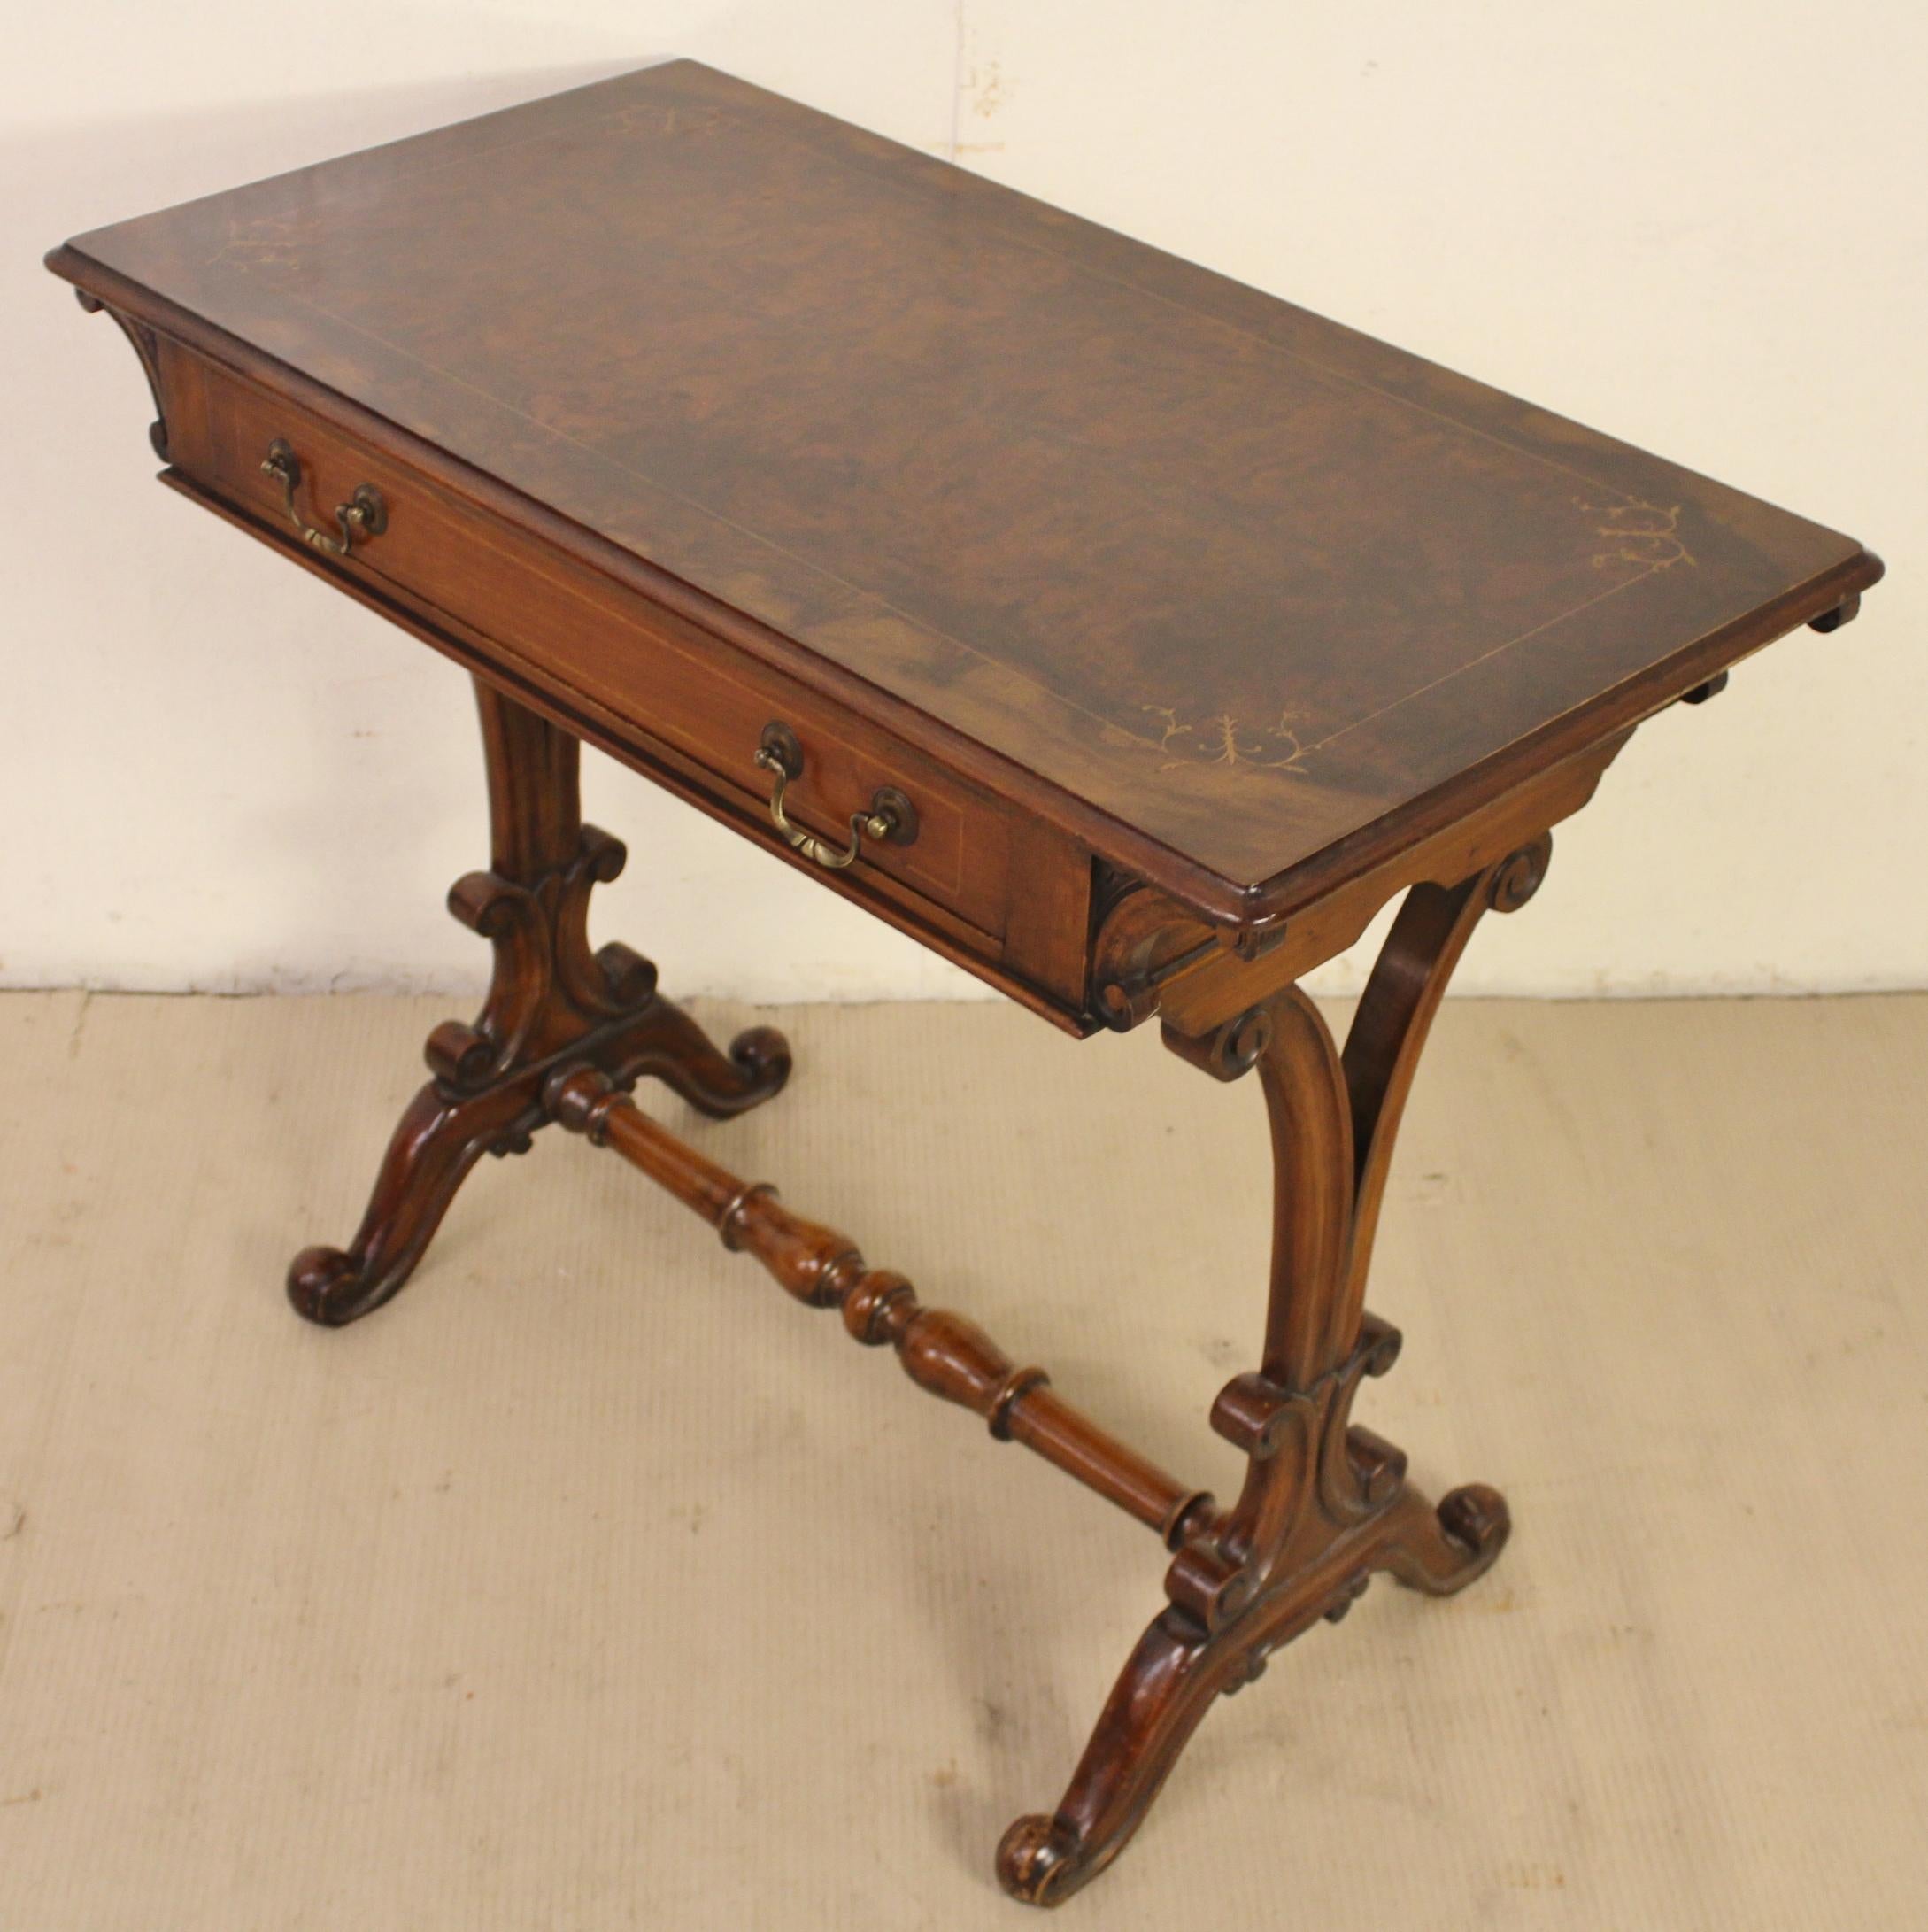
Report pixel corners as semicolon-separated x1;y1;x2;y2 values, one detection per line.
754;723;919;870
259;438;388;556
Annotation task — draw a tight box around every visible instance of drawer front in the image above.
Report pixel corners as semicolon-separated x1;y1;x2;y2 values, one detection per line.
174;350;1015;939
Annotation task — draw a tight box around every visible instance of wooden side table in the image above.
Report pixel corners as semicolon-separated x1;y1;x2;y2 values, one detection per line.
49;60;1882;1905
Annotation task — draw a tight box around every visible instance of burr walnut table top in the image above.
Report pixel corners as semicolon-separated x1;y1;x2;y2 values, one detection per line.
50;59;1879;924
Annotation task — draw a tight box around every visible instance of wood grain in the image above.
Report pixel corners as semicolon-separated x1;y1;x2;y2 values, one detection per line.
46;59;1882;929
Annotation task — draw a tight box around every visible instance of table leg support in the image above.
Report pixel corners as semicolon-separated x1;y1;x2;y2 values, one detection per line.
544;1065;1219;1549
997;837;1550;1905
287;680;791;1326
289;758;1549;1901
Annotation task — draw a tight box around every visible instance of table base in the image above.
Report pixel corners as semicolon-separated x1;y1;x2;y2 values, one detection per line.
290;676;1541;1903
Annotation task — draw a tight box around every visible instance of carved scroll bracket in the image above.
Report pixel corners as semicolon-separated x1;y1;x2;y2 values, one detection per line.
1087;876;1225;1032
425;823;658;1095
1090;730;1624;1041
75;288;169;460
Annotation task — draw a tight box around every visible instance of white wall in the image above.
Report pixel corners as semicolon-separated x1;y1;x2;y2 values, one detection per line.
6;4;1923;1001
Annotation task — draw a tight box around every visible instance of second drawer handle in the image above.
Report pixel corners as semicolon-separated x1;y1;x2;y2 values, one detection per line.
259;437;388;557
754;723;919;870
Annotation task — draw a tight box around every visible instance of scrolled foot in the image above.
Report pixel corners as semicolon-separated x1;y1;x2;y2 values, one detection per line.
996;1814;1084;1908
617;999;792;1119
1438;1481;1510;1561
287;1245;366;1327
727;1024;793;1099
284;1081;524;1329
1377;1480;1512;1596
996;1473;1512;1903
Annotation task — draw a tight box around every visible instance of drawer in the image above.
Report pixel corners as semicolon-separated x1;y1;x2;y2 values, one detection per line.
167;345;1018;941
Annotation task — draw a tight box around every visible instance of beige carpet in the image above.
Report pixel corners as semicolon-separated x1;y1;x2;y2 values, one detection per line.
0;990;1923;1928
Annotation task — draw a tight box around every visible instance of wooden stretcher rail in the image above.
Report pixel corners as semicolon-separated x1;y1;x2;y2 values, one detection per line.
544;1066;1217;1550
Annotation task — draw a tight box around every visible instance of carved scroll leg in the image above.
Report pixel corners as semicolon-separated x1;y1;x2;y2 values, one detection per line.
286;978;782;1329
289;678;792;1327
998;1614;1222;1908
998;839;1556;1903
1371;1481;1512;1596
613;993;791;1120
997;1534;1392;1908
995;1477;1511;1906
288;1078;537;1327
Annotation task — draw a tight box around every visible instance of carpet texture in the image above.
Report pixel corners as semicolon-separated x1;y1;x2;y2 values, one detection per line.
0;991;1923;1928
